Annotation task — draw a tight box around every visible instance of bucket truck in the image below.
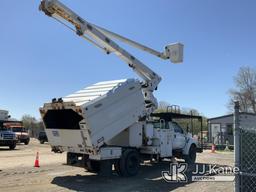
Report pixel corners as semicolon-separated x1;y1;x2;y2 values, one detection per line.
39;0;197;176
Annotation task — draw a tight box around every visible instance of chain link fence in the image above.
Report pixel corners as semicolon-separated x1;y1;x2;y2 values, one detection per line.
239;127;256;192
234;101;256;192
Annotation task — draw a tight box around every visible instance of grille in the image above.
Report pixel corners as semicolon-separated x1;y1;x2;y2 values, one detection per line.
3;133;14;140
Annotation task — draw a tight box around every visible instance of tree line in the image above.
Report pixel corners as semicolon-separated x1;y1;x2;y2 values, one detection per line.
21;115;44;138
155;101;208;135
229;66;256;113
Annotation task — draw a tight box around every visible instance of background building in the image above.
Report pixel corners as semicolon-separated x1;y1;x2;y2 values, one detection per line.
208;112;256;145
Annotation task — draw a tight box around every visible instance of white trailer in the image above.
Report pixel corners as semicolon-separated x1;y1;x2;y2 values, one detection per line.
0;110;9;121
39;0;197;176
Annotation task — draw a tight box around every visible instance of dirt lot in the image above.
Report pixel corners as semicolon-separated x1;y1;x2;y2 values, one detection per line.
0;139;234;192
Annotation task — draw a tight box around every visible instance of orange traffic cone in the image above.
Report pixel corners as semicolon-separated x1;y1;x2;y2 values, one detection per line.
34;152;40;167
211;144;216;153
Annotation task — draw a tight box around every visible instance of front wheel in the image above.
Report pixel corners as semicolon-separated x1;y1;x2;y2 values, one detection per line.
9;142;16;150
184;145;197;165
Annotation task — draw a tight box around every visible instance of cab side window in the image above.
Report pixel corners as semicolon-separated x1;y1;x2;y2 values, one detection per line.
173;123;184;134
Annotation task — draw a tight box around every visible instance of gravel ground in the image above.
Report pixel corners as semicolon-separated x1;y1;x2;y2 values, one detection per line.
0;139;234;192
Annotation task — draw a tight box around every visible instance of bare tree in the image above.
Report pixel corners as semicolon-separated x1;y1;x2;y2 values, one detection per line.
22;115;44;138
156;101;171;112
229;66;256;113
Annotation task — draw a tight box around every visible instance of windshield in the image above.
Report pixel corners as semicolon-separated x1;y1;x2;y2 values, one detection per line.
12;127;24;132
39;132;46;136
0;127;8;131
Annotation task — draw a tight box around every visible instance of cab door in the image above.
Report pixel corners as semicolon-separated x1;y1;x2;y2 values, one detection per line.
171;122;186;150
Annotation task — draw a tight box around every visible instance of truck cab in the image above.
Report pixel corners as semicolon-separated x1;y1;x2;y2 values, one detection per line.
0;110;17;150
4;122;30;145
151;108;204;157
150;121;190;150
0;125;17;150
142;119;198;164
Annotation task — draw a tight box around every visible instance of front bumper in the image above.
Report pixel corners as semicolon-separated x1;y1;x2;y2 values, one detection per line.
0;140;17;146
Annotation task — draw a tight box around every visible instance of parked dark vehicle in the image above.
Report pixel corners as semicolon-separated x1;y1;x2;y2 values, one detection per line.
38;131;48;144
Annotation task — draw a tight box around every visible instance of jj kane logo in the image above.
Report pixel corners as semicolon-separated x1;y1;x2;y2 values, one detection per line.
162;163;188;183
162;163;238;182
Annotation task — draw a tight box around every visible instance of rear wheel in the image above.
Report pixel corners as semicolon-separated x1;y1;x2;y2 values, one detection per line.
67;152;78;165
116;149;140;177
24;138;30;145
86;160;101;173
114;159;122;176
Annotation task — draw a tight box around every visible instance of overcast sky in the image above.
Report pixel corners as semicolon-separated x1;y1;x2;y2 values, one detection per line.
0;0;255;119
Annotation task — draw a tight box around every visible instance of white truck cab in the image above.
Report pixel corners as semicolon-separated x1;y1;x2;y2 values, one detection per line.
141;117;199;163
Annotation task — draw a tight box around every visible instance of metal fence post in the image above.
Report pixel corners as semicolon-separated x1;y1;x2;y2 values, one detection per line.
234;101;240;192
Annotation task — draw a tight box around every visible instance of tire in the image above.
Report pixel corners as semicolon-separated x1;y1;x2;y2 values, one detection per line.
114;159;122;176
67;152;78;165
184;144;197;165
117;149;140;177
24;138;30;145
86;160;101;173
9;143;16;150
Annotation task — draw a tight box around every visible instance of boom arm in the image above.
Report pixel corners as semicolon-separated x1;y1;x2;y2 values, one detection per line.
91;24;168;60
39;0;183;114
